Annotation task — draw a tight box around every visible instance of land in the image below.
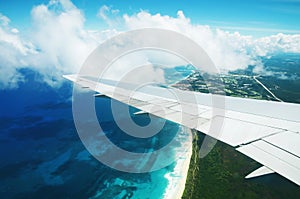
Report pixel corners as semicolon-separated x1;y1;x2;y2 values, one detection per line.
172;72;279;101
181;130;300;199
173;70;300;199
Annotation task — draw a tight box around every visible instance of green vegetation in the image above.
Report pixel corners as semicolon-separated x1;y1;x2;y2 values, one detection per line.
257;76;300;103
182;131;300;199
172;72;277;100
178;71;300;199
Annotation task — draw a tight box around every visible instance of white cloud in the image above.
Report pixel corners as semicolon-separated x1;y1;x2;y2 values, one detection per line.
0;2;300;89
0;13;10;26
255;33;300;55
123;11;256;71
28;0;97;86
11;28;19;33
0;0;115;89
123;10;300;72
100;49;187;84
0;13;34;88
97;5;121;28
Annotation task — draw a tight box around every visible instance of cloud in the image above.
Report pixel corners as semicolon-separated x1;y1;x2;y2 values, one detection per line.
0;1;300;89
98;5;120;21
0;13;34;88
123;10;300;71
100;49;187;84
255;33;300;55
97;5;121;28
0;13;10;26
28;0;98;86
0;1;117;89
123;11;256;71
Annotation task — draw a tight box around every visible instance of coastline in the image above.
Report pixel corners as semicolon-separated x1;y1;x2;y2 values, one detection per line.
163;127;193;199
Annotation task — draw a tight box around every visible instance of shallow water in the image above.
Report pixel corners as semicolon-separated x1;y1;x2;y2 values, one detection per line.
0;70;191;199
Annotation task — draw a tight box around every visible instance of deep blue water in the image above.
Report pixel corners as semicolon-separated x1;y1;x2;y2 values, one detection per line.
0;69;188;199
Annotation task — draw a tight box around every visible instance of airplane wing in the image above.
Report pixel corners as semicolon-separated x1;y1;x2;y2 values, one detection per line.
64;74;300;186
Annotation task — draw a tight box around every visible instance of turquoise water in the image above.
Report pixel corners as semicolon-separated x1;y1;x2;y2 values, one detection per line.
87;97;191;199
0;69;192;199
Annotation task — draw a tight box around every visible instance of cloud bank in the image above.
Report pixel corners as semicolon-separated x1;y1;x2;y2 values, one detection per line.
0;0;300;89
0;0;115;89
123;11;300;70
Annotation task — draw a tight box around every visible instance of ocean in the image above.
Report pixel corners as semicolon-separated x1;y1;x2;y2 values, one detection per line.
0;69;192;199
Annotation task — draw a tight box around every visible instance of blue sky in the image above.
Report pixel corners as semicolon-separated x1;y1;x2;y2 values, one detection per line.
1;0;300;35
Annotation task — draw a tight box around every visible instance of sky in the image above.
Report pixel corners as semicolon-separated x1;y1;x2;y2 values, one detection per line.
0;0;300;89
1;0;300;35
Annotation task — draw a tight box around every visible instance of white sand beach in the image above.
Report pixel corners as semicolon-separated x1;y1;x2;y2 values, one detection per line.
163;128;193;199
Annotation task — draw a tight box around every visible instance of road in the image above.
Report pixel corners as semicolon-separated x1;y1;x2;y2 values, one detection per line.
253;76;283;102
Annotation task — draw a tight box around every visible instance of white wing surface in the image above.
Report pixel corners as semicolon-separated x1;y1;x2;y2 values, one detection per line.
64;74;300;186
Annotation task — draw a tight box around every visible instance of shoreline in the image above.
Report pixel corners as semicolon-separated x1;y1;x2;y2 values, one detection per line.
163;127;193;199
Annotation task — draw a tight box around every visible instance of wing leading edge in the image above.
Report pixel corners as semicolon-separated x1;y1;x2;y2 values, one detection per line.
64;74;300;186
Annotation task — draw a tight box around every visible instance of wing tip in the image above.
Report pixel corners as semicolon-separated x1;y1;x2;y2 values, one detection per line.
63;74;78;82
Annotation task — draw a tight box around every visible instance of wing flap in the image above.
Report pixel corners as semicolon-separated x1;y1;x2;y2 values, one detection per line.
237;139;300;185
196;116;284;147
263;131;300;158
246;166;275;179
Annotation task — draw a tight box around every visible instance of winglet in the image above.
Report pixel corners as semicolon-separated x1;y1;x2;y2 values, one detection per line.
246;166;275;179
